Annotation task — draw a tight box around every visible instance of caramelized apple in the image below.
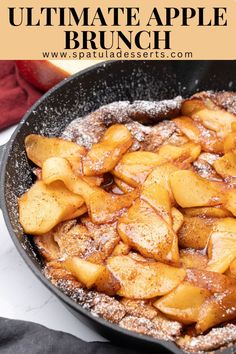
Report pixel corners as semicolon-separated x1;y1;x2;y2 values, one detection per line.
170;170;224;208
182;206;232;218
157;142;201;164
25;134;85;169
224;131;236;153
174;116;224;153
186;268;234;293
193;108;236;139
64;256;105;289
174;116;201;143
196;286;236;333
229;258;236;277
207;218;236;273
18;181;84;234
143;163;180;201
42;157;138;224
180;250;208;270
112;151;163;187
213;152;236;179
114;177;134;193
225;189;236;216
171;207;184;232
107;255;186;299
181;98;206;116
95;267;121;296
83;124;132;176
178;216;215;249
117;199;177;262
141;183;172;225
111;241;130;256
154;282;210;324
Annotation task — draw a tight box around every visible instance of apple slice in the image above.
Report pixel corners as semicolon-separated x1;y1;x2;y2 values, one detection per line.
170;170;224;208
196;286;236;333
141;183;172;225
83;124;132;176
18;180;84;235
117;199;176;262
180;250;208;270
178;215;215;250
154;282;210;325
64;256;105;289
157;142;201;164
107;255;185;299
213;152;236;179
25;134;86;169
207;218;236;273
142;163;180;201
42;156;138;224
112;151;164;187
171;208;184;233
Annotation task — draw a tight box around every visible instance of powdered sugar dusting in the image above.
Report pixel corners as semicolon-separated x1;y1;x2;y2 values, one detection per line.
178;324;236;353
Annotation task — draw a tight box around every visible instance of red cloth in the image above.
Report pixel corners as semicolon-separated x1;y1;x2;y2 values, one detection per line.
0;61;42;131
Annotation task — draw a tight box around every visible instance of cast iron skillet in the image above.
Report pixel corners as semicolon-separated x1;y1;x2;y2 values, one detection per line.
0;60;236;354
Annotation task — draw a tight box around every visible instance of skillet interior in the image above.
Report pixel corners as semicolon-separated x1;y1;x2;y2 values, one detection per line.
1;60;236;354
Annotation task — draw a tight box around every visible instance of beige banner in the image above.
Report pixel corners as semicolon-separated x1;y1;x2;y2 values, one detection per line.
0;0;235;60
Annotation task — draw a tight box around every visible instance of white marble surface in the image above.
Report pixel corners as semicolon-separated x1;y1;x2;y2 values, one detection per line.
0;125;106;342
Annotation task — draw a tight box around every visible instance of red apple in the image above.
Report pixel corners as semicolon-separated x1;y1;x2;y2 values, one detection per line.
16;60;102;92
16;60;71;91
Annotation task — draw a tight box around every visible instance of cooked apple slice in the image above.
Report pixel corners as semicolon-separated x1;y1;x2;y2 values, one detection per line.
18;181;84;234
107;255;185;299
225;189;236;216
174;116;223;153
117;199;177;262
192;108;236;139
224;131;236;153
25;134;86;168
213;152;236;179
229;258;236;277
42;157;138;224
196;286;236;333
143;163;180;201
181;98;206;116
154;282;210;324
207;218;236;273
64;256;105;289
157;142;201;164
111;241;130;256
186;268;234;293
182;97;236;138
114;177;134;193
232;122;236;132
182;206;232;218
95;267;121;296
170;170;224;208
83;124;132;176
112;151;164;187
225;258;236;279
178;215;215;249
171;207;184;233
174;116;201;143
62;204;87;221
180;250;208;270
141;183;172;225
